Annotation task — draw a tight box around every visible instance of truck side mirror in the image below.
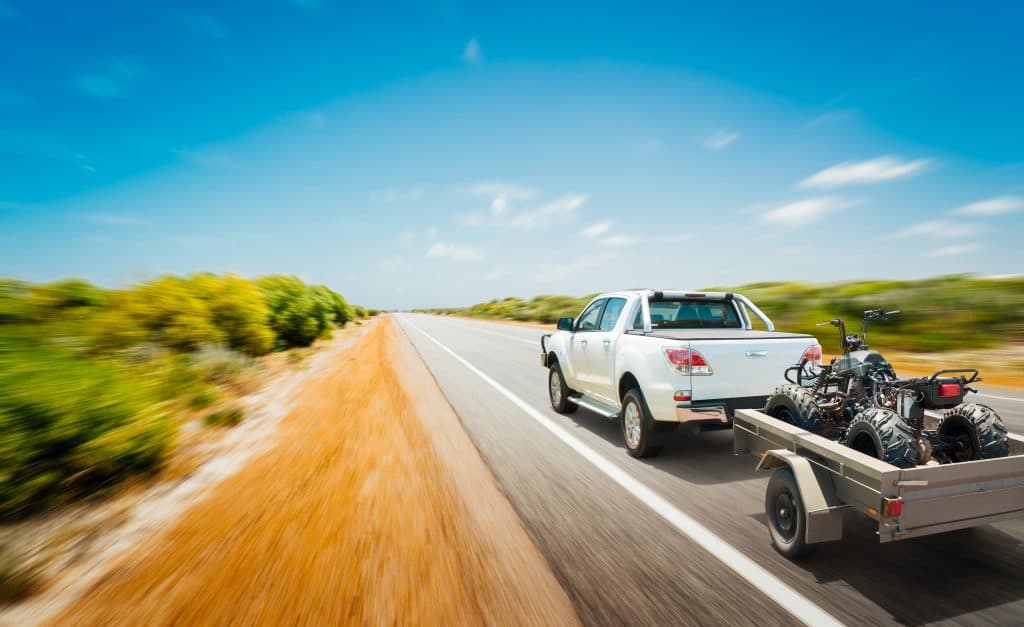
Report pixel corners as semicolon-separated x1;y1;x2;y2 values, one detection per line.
557;317;574;331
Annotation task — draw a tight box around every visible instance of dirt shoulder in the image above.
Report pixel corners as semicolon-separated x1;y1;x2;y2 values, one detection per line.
46;316;578;626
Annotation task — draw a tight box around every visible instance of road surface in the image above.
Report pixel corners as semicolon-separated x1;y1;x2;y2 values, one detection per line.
395;313;1024;626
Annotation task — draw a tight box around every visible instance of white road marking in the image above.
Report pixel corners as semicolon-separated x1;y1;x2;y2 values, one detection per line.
974;393;1024;403
404;319;844;627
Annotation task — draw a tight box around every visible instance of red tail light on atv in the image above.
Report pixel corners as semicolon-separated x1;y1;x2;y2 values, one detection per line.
663;347;713;376
802;343;822;366
938;383;960;398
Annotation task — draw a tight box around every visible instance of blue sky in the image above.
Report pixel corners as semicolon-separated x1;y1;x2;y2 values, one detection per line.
1;1;1022;308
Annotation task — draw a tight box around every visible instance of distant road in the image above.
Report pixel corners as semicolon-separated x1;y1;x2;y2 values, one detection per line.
396;313;1024;626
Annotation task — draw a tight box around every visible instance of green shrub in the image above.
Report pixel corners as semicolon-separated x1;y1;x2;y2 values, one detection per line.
258;276;331;348
191;274;274;356
0;341;174;518
203;407;244;427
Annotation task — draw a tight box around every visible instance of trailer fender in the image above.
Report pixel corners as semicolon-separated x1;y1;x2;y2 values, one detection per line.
758;449;844;544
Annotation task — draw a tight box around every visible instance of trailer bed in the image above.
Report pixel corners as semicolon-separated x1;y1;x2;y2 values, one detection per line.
734;408;1024;543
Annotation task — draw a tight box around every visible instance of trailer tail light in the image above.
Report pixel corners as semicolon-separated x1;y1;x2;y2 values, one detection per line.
882;497;903;518
802;343;822;366
938;383;960;398
663;348;713;376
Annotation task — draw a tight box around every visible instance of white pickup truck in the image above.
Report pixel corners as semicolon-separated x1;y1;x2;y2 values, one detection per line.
540;290;821;457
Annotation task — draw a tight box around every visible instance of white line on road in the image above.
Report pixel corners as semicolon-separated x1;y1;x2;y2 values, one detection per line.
404;320;843;627
974;393;1024;403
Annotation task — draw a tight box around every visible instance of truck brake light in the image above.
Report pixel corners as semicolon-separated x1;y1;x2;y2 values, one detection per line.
882;497;903;518
664;347;713;376
802;343;822;366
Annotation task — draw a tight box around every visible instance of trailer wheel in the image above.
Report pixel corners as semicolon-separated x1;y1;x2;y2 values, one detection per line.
765;467;807;558
846;408;916;468
621;388;671;458
765;384;821;431
938;403;1009;461
548;362;578;414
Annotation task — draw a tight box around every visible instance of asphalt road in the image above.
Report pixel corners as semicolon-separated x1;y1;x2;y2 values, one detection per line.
395;314;1024;627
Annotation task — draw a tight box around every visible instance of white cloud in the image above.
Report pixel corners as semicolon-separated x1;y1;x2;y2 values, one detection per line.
580;220;613;239
758;197;857;227
378;255;403;271
426;242;484;262
703;130;740;151
175;148;241;170
950;195;1024;216
509;194;587;228
798;155;931;189
600;234;638;247
73;58;145;99
467;182;536;215
929;243;979;257
880;220;984;240
425;226;438;239
73;75;124;99
185;13;228;39
462;38;483;65
369;187;424;203
81;213;146;225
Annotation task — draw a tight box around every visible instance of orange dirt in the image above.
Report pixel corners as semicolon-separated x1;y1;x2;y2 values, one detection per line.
49;317;578;626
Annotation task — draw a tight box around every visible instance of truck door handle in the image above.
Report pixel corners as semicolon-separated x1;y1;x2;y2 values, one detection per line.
745;351;767;357
580;339;588;346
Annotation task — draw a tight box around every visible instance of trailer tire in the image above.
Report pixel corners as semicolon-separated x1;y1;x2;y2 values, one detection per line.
766;467;808;558
846;408;916;468
765;384;821;431
621;388;670;458
548;362;578;414
938;403;1009;461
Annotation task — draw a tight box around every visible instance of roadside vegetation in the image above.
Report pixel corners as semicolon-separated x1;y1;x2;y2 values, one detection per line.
0;274;370;523
418;275;1024;353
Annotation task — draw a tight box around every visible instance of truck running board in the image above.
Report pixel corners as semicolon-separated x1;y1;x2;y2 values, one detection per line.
569;394;620;420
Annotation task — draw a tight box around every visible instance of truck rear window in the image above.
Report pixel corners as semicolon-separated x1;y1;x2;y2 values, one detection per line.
633;299;741;329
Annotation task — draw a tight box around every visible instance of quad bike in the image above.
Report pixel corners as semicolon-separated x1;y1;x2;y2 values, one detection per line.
765;309;1009;468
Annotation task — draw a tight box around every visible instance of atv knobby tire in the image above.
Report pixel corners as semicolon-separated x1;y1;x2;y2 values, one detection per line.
765;384;821;432
846;408;916;468
938;403;1009;461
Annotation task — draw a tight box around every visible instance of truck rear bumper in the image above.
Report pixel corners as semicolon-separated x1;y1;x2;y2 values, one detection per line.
675;396;767;424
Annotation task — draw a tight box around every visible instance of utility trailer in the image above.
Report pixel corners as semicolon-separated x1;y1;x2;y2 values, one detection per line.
734;407;1024;557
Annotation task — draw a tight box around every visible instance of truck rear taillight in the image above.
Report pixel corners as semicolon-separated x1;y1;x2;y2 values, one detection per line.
802;343;822;366
663;347;713;376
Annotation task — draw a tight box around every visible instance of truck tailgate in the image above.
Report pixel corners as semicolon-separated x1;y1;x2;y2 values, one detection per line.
688;336;813;400
892;434;1024;539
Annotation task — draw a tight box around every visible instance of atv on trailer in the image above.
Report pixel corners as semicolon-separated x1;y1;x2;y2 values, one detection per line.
764;309;1009;468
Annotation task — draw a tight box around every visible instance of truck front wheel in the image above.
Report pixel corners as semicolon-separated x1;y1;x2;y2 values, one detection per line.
621;388;673;458
548;362;578;414
765;467;807;558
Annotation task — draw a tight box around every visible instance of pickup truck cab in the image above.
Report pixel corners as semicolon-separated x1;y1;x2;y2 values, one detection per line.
541;290;820;457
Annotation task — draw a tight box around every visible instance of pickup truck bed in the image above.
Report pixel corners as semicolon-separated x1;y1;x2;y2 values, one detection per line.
734;407;1024;551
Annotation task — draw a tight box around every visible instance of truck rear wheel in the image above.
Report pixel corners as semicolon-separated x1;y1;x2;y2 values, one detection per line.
765;384;821;432
846;408;916;468
621;388;671;458
548;362;577;414
765;467;807;558
938;403;1009;461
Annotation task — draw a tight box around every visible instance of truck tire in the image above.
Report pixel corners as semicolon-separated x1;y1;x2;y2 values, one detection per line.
845;408;916;468
621;388;672;458
765;467;807;558
765;384;821;432
548;362;578;414
938;403;1009;461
